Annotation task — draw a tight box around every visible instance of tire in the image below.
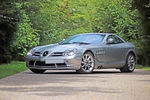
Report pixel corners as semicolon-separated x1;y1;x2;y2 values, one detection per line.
120;53;136;72
30;69;46;74
76;52;95;74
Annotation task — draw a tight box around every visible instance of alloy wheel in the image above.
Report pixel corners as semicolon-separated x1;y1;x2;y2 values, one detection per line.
128;54;135;71
81;53;94;72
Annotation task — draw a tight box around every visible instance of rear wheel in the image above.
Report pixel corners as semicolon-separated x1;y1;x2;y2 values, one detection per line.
120;53;135;72
30;69;46;74
76;52;95;74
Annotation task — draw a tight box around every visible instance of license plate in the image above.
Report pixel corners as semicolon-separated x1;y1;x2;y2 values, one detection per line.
45;59;64;64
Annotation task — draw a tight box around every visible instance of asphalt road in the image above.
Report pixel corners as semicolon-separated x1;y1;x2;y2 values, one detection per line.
0;69;150;100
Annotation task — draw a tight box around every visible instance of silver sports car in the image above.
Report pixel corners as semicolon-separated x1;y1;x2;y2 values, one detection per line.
26;33;136;73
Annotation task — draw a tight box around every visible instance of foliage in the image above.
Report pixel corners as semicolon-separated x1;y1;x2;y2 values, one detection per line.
103;0;140;40
22;0;94;44
23;0;141;45
133;0;150;65
13;4;40;57
0;0;19;63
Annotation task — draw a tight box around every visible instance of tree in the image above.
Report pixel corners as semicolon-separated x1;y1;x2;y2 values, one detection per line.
12;3;40;58
133;0;150;65
0;0;19;63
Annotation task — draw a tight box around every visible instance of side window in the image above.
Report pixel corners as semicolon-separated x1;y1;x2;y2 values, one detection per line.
107;35;124;44
115;36;124;43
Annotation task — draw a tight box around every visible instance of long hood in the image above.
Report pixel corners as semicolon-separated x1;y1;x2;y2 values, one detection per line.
34;43;91;53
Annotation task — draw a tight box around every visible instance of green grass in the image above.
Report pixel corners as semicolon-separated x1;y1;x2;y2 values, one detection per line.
136;65;150;71
0;61;27;79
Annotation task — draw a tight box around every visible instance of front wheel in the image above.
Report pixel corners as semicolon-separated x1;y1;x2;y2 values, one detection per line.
76;52;95;74
30;69;46;74
120;53;136;72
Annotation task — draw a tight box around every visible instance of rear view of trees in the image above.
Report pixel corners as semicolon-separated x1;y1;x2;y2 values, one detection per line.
0;0;149;66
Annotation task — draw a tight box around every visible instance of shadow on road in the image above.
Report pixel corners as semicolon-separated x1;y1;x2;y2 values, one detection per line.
0;69;149;97
25;70;121;74
25;69;150;76
0;70;123;96
0;85;122;96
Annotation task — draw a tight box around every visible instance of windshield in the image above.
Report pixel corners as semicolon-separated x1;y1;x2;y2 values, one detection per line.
60;34;105;45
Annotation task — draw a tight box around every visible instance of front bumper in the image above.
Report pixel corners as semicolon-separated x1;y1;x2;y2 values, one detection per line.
26;54;82;70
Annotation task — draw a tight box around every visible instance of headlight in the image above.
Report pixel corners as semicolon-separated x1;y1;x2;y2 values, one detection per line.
27;48;36;55
64;48;78;56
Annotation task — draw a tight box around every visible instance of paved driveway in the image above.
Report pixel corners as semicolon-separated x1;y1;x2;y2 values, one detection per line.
0;69;150;100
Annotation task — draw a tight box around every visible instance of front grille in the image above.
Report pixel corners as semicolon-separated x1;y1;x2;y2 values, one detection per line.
29;61;34;65
50;52;64;56
29;61;67;68
33;52;40;56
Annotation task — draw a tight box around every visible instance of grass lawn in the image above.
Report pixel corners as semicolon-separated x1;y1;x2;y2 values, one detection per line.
136;65;150;71
0;61;27;79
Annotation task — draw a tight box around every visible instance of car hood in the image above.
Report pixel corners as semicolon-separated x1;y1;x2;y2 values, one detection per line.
34;43;92;53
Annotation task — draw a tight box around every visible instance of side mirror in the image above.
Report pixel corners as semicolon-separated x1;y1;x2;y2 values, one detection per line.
62;39;65;41
107;38;114;44
58;39;66;44
59;39;65;44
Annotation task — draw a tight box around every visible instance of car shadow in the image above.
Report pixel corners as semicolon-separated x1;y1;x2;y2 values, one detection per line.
25;69;150;76
25;69;121;75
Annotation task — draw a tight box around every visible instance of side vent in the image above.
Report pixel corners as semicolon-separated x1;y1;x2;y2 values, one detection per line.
97;66;102;69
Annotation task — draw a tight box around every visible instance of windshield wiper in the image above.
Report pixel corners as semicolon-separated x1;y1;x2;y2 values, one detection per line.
72;42;90;44
60;43;71;45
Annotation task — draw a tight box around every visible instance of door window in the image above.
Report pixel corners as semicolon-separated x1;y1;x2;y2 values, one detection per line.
107;35;124;44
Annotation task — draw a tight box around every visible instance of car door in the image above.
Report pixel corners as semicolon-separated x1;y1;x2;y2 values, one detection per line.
103;35;126;68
